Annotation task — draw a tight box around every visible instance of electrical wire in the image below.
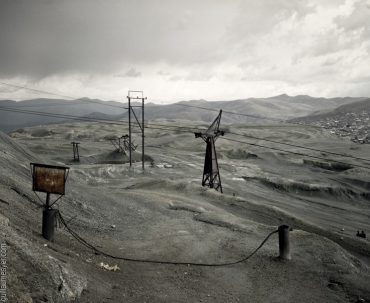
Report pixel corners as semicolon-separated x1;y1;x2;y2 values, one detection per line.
0;106;202;133
3;101;124;109
57;210;278;267
2;103;370;166
0;81;126;109
1;81;282;121
228;131;370;164
0;81;78;100
0;81;296;124
173;103;292;124
220;137;370;170
0;106;130;125
0;81;313;132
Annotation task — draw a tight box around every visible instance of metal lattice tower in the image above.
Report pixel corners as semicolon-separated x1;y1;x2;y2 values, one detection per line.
194;110;225;193
110;135;137;154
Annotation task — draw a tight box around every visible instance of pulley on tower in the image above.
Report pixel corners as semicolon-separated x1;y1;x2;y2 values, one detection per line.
194;110;225;193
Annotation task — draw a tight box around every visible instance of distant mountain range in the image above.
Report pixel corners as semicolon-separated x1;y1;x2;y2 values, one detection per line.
0;94;367;132
0;98;125;132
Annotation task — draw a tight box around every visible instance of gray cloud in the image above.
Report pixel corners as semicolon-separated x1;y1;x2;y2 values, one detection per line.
0;0;369;100
0;0;237;78
124;68;142;77
157;70;170;76
224;0;315;44
335;0;370;39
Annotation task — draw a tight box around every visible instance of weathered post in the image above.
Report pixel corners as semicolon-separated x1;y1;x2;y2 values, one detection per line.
278;224;291;260
42;193;58;241
30;163;69;242
71;142;80;161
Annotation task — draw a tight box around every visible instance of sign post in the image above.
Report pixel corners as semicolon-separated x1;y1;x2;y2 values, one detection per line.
30;163;69;241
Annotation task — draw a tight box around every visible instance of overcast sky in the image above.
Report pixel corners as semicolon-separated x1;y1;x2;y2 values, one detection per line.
0;0;369;103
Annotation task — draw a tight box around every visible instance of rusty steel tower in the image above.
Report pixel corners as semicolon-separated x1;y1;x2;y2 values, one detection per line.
194;110;224;193
109;135;137;154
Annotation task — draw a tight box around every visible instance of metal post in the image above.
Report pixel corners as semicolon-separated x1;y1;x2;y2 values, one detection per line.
278;225;291;260
42;209;57;241
71;142;80;161
128;96;132;167
42;193;57;241
72;142;75;160
142;97;144;171
46;192;50;209
76;143;79;161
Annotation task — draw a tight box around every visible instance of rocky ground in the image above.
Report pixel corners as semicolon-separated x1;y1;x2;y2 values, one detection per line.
294;111;370;143
1;120;370;302
291;98;370;144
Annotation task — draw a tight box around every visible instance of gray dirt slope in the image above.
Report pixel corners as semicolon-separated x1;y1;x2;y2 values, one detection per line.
291;98;370;122
1;126;370;303
0;131;87;302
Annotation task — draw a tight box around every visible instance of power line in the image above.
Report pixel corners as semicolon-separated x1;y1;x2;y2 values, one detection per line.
0;81;295;123
1;101;119;109
0;81;126;109
0;106;202;133
0;106;130;126
0;81;78;100
220;137;370;170
2;106;370;166
148;117;370;165
2;85;369;165
174;103;291;124
228;131;370;164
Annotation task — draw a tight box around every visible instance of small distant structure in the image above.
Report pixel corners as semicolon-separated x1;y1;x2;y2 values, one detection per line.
71;142;80;161
110;135;137;154
356;230;367;238
194;110;225;193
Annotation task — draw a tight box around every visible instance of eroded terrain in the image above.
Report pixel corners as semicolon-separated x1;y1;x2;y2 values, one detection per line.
1;120;370;302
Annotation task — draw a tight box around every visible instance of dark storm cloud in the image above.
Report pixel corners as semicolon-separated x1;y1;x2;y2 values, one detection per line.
1;0;369;101
0;0;236;78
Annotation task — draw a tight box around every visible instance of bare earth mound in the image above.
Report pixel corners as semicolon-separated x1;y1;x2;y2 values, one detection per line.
1;122;370;303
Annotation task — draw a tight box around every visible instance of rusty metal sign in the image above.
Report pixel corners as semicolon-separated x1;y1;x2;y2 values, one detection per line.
30;163;69;195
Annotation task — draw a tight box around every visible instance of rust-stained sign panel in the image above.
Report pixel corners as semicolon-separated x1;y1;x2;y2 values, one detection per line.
31;163;69;195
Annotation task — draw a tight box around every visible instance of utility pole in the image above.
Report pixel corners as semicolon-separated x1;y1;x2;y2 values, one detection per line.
142;95;145;170
127;90;146;170
128;95;132;165
71;142;80;161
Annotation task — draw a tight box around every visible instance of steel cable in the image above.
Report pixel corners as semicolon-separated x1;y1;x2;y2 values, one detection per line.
58;210;278;267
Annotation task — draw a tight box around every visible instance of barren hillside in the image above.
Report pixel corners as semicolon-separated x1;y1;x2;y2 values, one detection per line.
1;119;370;302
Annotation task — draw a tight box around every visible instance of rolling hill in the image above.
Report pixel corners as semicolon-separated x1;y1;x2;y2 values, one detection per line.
2;119;370;302
0;95;366;133
291;98;370;142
